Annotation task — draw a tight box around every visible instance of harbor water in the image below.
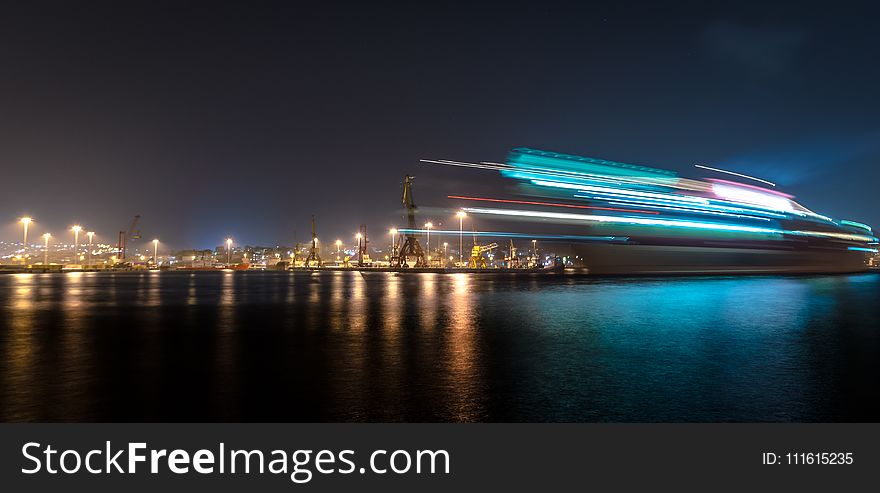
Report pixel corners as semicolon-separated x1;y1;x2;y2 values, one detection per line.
1;270;878;422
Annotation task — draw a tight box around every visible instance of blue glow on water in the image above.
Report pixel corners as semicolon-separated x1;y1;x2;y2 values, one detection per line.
1;271;879;421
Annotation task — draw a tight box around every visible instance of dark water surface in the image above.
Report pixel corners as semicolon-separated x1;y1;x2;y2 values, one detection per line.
1;270;878;422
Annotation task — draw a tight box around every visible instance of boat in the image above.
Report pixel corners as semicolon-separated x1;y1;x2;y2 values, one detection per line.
436;147;877;275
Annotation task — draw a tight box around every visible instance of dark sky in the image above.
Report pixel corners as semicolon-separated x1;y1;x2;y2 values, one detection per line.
2;0;878;249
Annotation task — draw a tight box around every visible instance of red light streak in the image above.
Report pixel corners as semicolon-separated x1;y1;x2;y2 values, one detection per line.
446;195;660;214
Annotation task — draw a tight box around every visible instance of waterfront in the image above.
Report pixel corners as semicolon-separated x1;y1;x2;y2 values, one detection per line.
0;271;878;422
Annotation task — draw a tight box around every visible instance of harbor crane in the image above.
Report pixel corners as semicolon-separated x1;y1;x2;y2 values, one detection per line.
396;175;427;268
469;242;498;269
117;215;141;261
304;215;322;267
505;239;521;268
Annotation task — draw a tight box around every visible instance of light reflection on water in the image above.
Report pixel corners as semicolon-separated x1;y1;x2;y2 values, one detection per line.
0;271;878;422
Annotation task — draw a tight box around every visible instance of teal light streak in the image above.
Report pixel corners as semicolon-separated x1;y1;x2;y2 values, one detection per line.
840;220;873;232
847;246;879;253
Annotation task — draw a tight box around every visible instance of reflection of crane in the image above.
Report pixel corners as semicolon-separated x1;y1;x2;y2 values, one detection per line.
117;215;141;261
304;215;322;267
469;242;498;269
396;175;427;268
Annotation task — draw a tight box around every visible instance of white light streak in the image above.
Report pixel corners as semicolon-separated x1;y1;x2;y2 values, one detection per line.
695;164;776;187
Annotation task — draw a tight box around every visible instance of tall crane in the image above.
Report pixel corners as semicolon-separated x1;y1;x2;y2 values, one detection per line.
505;239;521;268
117;215;141;261
396;175;427;268
304;215;322;267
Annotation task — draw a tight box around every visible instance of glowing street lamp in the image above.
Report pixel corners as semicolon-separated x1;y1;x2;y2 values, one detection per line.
456;211;466;267
424;222;433;264
443;242;448;267
153;239;159;267
335;239;342;260
19;217;32;262
389;228;398;259
86;231;95;267
42;233;51;265
532;239;537;265
71;225;82;265
226;238;233;265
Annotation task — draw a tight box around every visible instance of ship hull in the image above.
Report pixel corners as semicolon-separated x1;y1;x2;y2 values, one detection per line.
560;242;872;275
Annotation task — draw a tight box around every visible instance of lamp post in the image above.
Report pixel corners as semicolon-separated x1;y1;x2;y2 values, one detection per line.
153;239;159;268
86;231;94;267
71;225;82;265
226;238;233;265
389;228;397;260
42;233;51;265
335;239;342;261
532;239;538;266
456;211;466;267
443;242;448;268
424;222;433;266
19;217;32;263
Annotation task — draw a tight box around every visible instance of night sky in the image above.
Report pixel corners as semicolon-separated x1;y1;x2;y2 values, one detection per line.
2;1;878;249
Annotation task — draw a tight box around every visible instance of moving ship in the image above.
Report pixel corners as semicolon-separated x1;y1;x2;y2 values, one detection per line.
437;148;878;275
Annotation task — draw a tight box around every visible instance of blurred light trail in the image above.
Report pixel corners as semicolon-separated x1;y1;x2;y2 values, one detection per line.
601;200;776;221
463;207;785;235
695;164;777;187
530;176;806;220
464;207;879;242
530;179;711;205
707;179;792;198
790;230;877;242
847;246;879;253
711;183;793;212
396;229;627;242
419;159;507;171
445;195;660;214
840;220;872;232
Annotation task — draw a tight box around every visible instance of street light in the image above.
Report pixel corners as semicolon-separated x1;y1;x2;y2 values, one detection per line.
226;238;233;265
335;239;342;260
42;233;51;265
19;217;32;263
71;225;82;265
532;239;538;266
86;231;95;267
153;239;159;268
456;211;466;267
424;222;433;265
389;228;398;260
443;242;448;267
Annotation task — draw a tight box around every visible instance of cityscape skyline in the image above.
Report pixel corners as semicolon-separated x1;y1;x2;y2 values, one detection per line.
2;1;879;247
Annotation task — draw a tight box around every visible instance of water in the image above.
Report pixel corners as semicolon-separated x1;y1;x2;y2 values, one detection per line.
0;270;878;422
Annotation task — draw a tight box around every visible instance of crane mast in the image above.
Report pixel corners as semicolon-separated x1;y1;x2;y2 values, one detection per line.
304;215;322;267
396;175;427;268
